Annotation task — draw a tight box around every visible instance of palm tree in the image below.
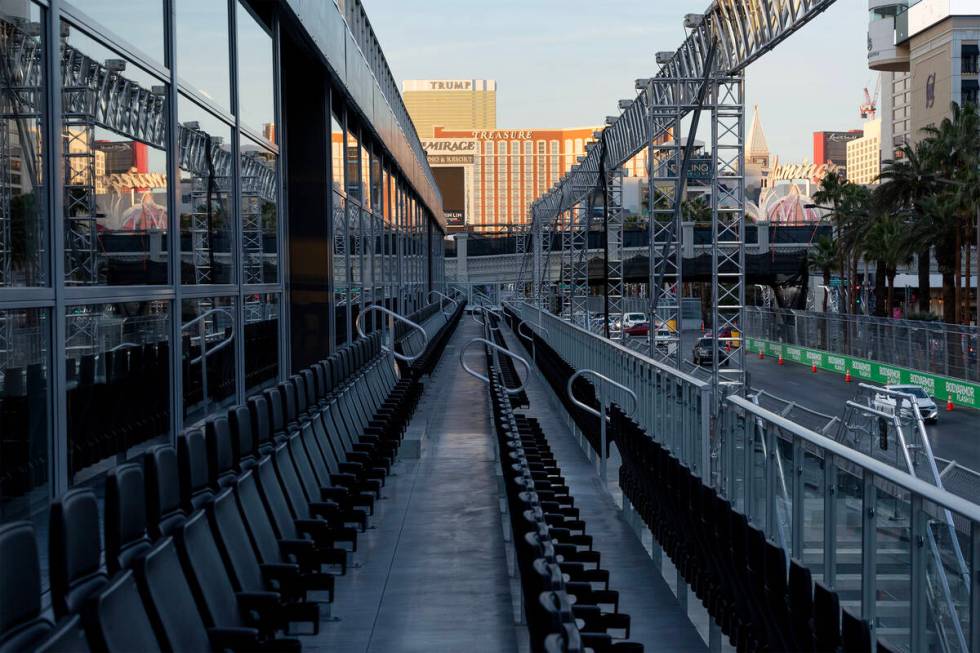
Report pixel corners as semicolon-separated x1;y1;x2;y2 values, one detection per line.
808;236;838;312
862;213;912;315
877;141;938;314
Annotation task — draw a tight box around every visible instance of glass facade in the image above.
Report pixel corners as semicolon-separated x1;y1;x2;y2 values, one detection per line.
0;0;444;575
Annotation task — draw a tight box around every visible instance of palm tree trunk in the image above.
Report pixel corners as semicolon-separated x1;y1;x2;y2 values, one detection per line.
887;270;896;316
943;271;957;323
918;248;931;313
955;231;962;324
823;269;831;312
874;260;887;317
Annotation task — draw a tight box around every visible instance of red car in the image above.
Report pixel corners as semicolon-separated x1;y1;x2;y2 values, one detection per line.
623;322;650;337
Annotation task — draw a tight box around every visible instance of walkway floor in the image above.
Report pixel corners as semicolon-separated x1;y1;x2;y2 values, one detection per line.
497;327;707;653
307;319;518;653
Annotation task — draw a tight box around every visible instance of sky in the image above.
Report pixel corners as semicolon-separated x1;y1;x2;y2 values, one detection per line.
363;0;872;163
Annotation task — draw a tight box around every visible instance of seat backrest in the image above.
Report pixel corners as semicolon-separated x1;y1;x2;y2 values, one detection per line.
228;405;258;471
262;388;287;436
105;462;152;574
788;558;813;617
49;488;109;618
289;374;309;416
764;540;788;598
177;429;214;512
813;581;841;651
234;470;282;565
300;369;319;408
207;489;265;593
204;417;238;490
34;614;90;653
84;571;161;653
173;511;242;629
0;522;51;650
271;444;312;519
143;445;186;539
278;380;300;423
247;394;274;454
133;538;211;653
841;609;871;652
254;455;299;540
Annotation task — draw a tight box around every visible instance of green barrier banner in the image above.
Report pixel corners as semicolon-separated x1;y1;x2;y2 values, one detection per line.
746;337;980;411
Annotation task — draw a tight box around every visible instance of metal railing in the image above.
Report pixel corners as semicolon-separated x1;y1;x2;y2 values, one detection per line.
355;305;427;363
181;307;235;418
566;369;637;482
426;290;458;317
508;300;713;477
719;393;980;653
746;307;980;383
460;337;530;396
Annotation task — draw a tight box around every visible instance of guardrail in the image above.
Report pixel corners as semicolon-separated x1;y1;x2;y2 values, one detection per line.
460;337;530;396
355;305;428;363
719;394;980;652
566;369;637;482
507;300;713;477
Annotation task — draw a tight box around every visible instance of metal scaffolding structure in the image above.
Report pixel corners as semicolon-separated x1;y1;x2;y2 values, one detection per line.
516;0;837;402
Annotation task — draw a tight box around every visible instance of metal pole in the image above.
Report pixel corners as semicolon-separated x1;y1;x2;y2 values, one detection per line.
599;384;608;483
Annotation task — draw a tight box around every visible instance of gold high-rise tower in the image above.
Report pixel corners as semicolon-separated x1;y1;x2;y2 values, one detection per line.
402;80;496;138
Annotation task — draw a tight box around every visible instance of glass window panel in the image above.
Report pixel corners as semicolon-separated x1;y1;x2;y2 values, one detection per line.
360;143;370;211
244;292;278;396
181;296;236;423
333;192;348;346
0;307;50;584
178;95;233;284
240;135;277;284
66;301;171;485
236;2;275;141
1;2;47;287
62;24;169;286
330;110;343;194
72;0;164;64
346;128;360;202
175;0;230;110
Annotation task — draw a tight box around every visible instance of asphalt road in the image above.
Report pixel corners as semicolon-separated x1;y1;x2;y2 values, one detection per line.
743;351;980;470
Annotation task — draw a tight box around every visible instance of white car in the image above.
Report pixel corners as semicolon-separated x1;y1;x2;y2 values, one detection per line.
874;384;939;424
619;312;647;329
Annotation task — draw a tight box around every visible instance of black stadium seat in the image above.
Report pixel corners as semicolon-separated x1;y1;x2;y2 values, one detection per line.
49;489;109;619
105;462;153;574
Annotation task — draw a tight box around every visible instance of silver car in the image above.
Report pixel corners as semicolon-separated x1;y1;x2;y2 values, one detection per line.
874;384;939;424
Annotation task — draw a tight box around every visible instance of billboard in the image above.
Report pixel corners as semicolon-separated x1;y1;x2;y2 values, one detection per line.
433;166;466;227
911;43;952;140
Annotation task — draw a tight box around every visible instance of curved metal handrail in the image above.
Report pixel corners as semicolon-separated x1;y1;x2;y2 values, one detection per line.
181;308;236;366
566;369;639;420
517;321;549;342
459;337;530;396
427;290;458;317
471;304;502;330
108;341;141;353
355;305;428;363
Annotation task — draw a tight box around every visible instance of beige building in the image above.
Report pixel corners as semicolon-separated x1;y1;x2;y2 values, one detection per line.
846;119;882;185
402;80;496;138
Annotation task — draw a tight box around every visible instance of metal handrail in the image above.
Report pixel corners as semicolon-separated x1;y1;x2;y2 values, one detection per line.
472;304;502;330
459;337;530;396
355;305;428;363
727;394;980;524
108;342;141;353
427;290;458;317
566;369;638;420
181;308;235;366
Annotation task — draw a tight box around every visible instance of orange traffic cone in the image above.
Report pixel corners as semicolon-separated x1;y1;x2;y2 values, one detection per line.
778;354;784;366
947;395;955;412
811;362;817;373
844;369;852;383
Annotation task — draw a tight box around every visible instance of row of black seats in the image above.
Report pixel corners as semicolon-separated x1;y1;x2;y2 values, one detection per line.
503;309;605;458
486;313;528;408
0;330;432;653
503;308;886;653
611;406;888;653
395;299;466;379
480;327;643;653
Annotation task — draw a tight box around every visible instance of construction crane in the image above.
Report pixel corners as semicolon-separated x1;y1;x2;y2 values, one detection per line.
860;77;880;120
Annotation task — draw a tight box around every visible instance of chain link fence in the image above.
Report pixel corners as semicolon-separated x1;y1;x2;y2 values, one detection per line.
746;307;980;382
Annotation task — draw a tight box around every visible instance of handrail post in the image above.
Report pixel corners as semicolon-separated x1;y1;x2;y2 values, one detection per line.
199;318;209;418
599;382;608;483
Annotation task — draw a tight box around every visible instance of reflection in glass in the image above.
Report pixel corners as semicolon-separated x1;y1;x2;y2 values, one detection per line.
175;0;230;109
333;192;348;346
0;308;49;554
72;0;165;64
330;111;343;194
241;135;277;284
236;2;275;140
182;296;236;423
244;292;278;396
1;2;47;287
65;301;170;483
178;96;232;284
346;128;360;202
62;24;169;286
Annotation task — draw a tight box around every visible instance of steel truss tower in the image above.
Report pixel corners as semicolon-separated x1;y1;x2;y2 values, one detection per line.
646;78;685;363
602;167;624;341
709;73;745;401
569;200;590;329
